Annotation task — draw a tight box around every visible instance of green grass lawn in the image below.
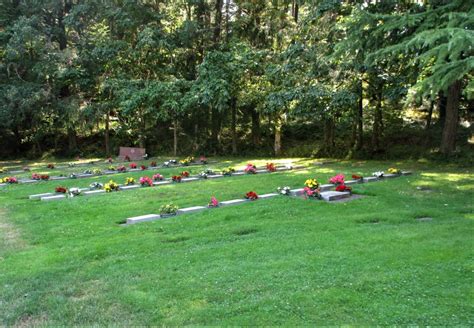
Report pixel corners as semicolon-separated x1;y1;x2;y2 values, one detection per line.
0;158;473;325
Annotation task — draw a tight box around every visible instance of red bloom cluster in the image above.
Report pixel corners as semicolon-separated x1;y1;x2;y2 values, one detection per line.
150;161;157;167
181;171;190;177
140;165;147;170
245;191;258;200
129;163;137;169
335;184;352;192
32;173;50;180
266;163;276;172
352;174;363;180
117;165;126;172
55;186;67;193
172;175;182;182
40;174;49;180
47;163;55;169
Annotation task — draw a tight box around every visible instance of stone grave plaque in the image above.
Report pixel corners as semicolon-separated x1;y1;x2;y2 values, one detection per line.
119;147;146;160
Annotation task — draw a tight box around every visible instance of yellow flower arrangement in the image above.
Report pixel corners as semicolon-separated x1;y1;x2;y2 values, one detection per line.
388;168;401;174
104;180;119;192
304;178;319;190
0;167;5;174
125;177;135;185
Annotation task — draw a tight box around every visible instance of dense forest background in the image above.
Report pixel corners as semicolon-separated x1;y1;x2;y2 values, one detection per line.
0;0;472;160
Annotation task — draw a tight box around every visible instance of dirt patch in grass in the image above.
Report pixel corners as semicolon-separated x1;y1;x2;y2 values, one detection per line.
0;207;26;253
15;313;48;327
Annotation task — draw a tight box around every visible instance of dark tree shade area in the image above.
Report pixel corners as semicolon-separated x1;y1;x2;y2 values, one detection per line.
0;0;472;159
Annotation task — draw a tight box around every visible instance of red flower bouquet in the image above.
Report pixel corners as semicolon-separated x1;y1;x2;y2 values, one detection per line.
117;165;126;172
181;171;190;177
55;186;67;193
352;174;363;180
40;174;50;180
140;165;147;170
129;163;137;169
335;184;352;192
245;191;258;200
266;163;276;172
150;161;157;167
47;163;55;169
32;173;41;180
208;196;219;208
172;175;182;182
329;174;345;185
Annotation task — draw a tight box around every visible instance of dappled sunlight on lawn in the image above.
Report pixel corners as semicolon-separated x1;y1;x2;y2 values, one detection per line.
421;172;474;183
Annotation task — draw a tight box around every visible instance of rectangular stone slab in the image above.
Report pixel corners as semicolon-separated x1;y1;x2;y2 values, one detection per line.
255;169;268;173
363;177;378;183
402;171;412;175
233;172;245;176
29;192;55;200
259;193;279;199
22;179;38;184
290;188;304;196
320;184;334;191
177;206;207;214
120;185;140;190
207;174;224;179
384;174;400;179
127;214;161;224
50;176;68;181
41;195;66;201
182;177;199;183
83;190;106;196
220;199;248;206
345;180;360;185
76;173;93;178
320;191;351;201
153;181;171;186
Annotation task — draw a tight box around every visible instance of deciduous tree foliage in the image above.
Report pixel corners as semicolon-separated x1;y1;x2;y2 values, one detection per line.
0;0;472;158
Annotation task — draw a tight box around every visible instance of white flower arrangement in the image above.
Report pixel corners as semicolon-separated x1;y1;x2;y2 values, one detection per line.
89;182;103;190
199;172;208;179
277;186;292;196
372;171;384;178
69;188;81;197
285;164;293;170
163;161;170;167
69;173;77;179
169;159;177;164
68;162;76;167
203;168;215;175
83;169;93;174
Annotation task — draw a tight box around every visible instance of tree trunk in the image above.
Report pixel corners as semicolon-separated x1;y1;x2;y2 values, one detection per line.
251;108;260;145
210;107;221;153
231;99;237;155
173;119;178;157
372;89;383;151
438;92;447;126
105;111;110;156
440;80;461;155
274;114;282;156
213;0;223;44
356;80;363;150
193;122;199;152
426;100;434;130
67;126;77;153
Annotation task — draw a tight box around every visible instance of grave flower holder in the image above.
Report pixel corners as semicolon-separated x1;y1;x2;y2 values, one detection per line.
159;204;179;217
245;191;259;200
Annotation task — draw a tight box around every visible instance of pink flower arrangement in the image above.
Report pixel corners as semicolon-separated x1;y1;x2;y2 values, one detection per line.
200;156;207;164
208;197;219;208
304;187;320;199
139;176;153;187
244;163;257;174
129;163;137;169
152;173;164;181
117;165;126;172
4;177;18;184
329;174;345;185
32;173;41;180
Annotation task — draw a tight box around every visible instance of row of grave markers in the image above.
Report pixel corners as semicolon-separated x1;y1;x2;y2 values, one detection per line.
0;160;216;187
124;171;413;225
29;165;306;201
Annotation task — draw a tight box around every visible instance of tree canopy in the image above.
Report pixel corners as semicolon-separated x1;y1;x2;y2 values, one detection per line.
0;0;472;158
